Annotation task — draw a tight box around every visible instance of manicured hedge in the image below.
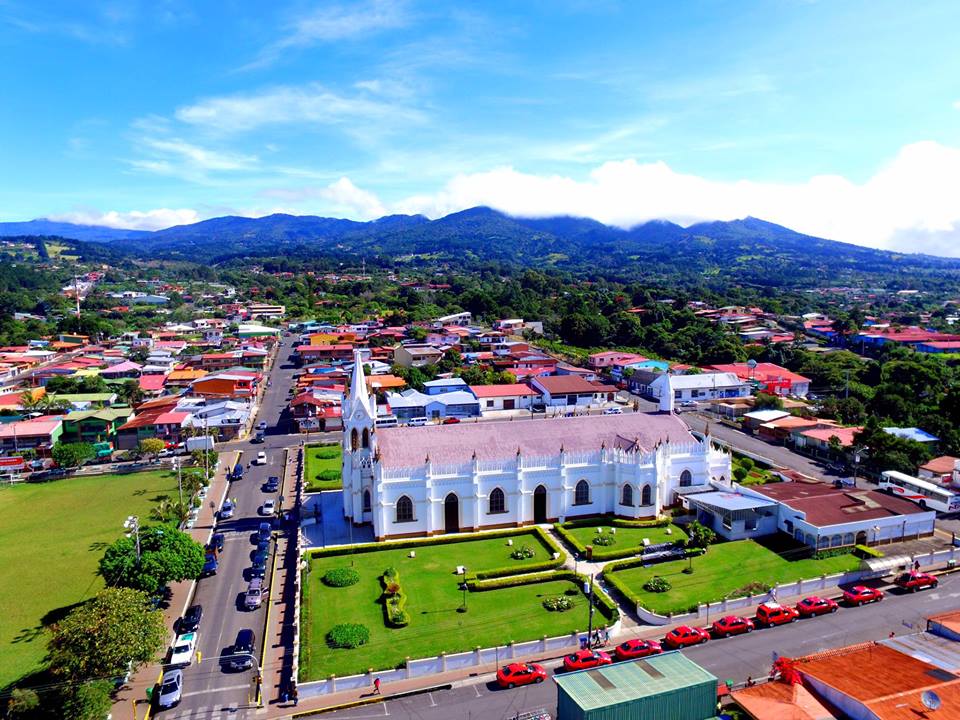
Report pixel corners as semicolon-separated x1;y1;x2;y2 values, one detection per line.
322;567;361;587
553;520;684;563
381;566;409;627
327;623;370;649
560;516;670;530
308;526;566;574
468;569;619;624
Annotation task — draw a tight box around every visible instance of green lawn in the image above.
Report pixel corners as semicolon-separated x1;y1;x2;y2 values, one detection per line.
0;470;178;688
301;532;591;679
304;443;343;492
608;540;861;615
564;523;685;553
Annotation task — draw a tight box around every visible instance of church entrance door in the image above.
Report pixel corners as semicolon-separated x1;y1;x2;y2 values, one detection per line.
444;493;459;534
533;485;547;524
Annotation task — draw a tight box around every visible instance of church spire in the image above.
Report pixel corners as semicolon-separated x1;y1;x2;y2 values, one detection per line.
350;349;370;411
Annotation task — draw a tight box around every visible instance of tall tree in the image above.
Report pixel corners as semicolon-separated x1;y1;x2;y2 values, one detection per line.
99;525;205;595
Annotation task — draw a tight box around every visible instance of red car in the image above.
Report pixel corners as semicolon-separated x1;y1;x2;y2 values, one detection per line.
710;615;754;638
795;596;839;617
894;572;938;592
755;603;800;627
613;639;662;661
442;417;461;424
496;662;547;688
843;585;884;606
563;649;612;671
664;625;710;649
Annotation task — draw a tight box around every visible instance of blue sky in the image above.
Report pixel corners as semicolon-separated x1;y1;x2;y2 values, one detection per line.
2;0;960;254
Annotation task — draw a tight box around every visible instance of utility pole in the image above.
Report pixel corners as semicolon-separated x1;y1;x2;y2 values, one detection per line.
175;460;183;505
124;516;141;563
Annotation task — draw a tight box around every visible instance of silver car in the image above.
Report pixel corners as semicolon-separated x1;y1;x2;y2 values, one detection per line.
157;669;183;709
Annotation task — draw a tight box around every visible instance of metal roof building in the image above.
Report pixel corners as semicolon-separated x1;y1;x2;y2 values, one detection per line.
555;651;718;720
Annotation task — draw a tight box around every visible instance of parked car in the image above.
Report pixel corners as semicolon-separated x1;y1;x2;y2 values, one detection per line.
710;615;754;638
209;532;225;553
563;649;612;671
755;603;799;627
260;499;276;516
169;632;197;666
201;554;218;577
893;572;938;592
442;417;461;424
254;451;267;465
244;578;264;610
219;500;234;520
264;476;279;492
496;662;547;688
664;625;710;648
256;537;271;553
602;407;623;415
258;522;272;541
257;421;267;431
228;629;255;670
179;605;203;633
252;549;269;567
156;669;183;709
251;432;265;444
795;596;839;617
842;585;884;606
613;638;662;660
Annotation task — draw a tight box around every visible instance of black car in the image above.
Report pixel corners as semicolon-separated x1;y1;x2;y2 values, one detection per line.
179;604;203;633
256;537;271;553
264;476;280;492
210;532;225;553
252;549;269;566
251;432;265;444
228;629;255;670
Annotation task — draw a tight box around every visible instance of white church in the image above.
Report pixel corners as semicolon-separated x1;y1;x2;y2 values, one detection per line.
341;353;731;540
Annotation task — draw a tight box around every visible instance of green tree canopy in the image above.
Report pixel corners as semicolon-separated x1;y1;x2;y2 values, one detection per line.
52;442;95;469
99;525;205;595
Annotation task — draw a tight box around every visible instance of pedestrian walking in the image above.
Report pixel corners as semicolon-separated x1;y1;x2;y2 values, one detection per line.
292;686;299;706
373;677;382;695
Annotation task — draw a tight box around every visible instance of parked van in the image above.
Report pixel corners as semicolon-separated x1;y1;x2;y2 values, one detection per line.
244;578;263;610
405;417;428;427
375;415;399;428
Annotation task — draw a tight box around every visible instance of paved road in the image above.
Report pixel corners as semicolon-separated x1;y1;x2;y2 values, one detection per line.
323;571;960;720
161;334;304;718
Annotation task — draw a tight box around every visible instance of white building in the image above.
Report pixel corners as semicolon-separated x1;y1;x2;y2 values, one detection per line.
649;372;750;403
341;353;730;540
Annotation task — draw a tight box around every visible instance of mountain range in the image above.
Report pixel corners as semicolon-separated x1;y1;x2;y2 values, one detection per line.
3;208;959;285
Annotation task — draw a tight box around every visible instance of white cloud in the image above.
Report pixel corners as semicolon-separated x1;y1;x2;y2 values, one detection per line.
246;0;409;69
48;208;200;231
388;141;960;256
261;177;387;220
175;83;424;133
138;138;258;171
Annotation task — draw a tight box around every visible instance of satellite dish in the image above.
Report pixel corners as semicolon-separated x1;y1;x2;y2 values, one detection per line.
922;690;942;711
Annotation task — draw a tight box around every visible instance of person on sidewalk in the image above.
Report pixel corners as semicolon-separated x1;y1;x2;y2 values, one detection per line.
373;677;382;695
291;687;299;706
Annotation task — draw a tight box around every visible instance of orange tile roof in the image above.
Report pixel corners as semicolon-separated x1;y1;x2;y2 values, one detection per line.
732;681;836;720
868;678;960;718
928;610;960;637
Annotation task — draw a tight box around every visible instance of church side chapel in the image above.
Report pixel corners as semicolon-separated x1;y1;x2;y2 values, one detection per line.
341;352;731;540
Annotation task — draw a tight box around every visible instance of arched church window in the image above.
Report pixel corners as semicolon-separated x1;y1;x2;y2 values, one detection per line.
363;489;371;512
641;484;652;506
574;480;590;505
361;428;370;449
396;495;414;523
350;428;359;451
620;484;634;506
489;487;506;514
679;469;692;487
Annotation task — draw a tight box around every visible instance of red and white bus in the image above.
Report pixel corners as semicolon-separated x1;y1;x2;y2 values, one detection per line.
880;470;960;513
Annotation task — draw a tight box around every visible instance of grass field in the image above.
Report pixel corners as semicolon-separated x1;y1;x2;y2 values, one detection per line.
304;443;343;492
608;539;861;615
301;532;589;679
564;523;685;553
0;470;178;688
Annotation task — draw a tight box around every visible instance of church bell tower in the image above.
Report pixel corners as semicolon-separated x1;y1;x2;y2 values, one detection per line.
342;350;376;522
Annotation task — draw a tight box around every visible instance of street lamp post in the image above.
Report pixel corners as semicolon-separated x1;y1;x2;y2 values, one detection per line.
174;459;183;505
459;568;469;613
124;516;141;563
584;573;595;646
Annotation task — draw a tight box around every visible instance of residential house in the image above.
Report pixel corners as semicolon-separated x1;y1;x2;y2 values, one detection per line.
61;408;134;444
708;362;811;397
0;418;63;455
648;372;750;403
918;455;960;485
431;311;471;328
422;378;470;395
792;425;863;456
883;427;939;448
588;351;647;370
393;344;444;368
530;375;616;409
470;383;540;412
189;372;259;399
296;344;355;366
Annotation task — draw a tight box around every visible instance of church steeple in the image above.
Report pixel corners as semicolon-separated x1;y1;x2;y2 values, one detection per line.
349;349;371;415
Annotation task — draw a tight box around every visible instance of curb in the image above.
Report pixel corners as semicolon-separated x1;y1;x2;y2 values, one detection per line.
257;445;289;706
290;683;453;718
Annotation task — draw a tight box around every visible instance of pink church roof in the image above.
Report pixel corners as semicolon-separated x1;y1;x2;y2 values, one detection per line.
375;412;695;469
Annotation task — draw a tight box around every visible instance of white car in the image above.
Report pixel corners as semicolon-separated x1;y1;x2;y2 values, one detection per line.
602;407;623;415
260;499;276;516
169;632;197;666
255;451;267;465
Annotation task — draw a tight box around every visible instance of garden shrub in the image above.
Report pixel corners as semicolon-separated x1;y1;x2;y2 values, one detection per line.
322;567;360;587
853;544;884;559
593;534;616;547
312;445;340;459
542;595;574;612
643;576;671;593
813;546;854;560
327;623;370;648
315;469;341;483
381;567;409;627
510;544;535;560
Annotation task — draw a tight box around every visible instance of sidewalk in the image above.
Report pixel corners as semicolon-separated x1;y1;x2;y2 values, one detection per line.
111;449;241;720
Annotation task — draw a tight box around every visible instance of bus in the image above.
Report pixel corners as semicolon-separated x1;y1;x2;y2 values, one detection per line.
879;470;960;513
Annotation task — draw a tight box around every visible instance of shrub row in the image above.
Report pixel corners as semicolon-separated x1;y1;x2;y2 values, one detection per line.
553;522;685;563
559;516;670;531
813;546;855;560
381;566;409;627
467;569;619;623
853;544;885;559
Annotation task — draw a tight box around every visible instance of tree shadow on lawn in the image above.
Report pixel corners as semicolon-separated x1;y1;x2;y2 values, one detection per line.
11;599;86;645
753;534;816;560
